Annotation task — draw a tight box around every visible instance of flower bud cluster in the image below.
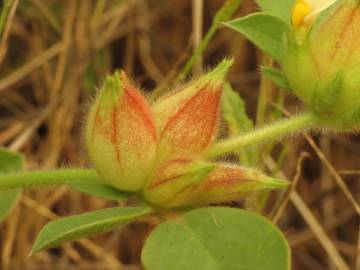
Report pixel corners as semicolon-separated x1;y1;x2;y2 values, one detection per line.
85;60;287;208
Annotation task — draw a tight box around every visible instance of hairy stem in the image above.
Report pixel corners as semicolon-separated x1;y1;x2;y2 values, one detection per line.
205;112;318;158
0;169;103;190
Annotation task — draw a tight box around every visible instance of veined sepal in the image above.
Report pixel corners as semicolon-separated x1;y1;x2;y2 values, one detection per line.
152;59;233;163
85;71;157;191
144;161;288;209
143;159;215;208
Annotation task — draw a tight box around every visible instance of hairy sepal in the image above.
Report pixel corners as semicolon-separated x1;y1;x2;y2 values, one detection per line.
145;161;288;208
86;72;157;191
152;59;233;162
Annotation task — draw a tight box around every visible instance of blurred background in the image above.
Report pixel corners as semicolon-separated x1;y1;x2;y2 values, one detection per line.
0;0;359;269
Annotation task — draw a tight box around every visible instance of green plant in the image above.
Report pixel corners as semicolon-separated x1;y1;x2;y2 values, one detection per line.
0;62;291;270
1;0;359;269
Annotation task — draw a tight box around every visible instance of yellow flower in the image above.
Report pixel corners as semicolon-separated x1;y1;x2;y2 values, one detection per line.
292;0;336;28
284;0;360;129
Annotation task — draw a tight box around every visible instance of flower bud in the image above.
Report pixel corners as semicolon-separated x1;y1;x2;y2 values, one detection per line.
144;161;287;208
85;71;156;191
152;59;233;162
284;0;360;129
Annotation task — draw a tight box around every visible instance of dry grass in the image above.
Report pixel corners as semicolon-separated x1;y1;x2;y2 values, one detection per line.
0;0;359;269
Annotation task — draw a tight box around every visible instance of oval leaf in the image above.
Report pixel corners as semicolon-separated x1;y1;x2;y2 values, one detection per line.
142;207;290;270
224;13;289;63
70;181;134;201
31;206;152;254
0;148;23;222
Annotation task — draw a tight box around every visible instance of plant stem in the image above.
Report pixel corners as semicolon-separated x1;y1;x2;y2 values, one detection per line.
31;0;61;33
0;169;103;190
91;0;107;27
0;0;13;36
150;0;241;99
178;0;242;80
256;55;273;127
205;112;318;158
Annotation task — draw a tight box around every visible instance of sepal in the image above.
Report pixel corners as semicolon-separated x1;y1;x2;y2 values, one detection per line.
85;71;157;191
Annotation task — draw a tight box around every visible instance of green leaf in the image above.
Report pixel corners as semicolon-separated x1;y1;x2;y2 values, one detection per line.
261;66;291;90
83;65;98;92
224;13;289;62
222;84;257;166
312;70;344;112
350;105;360;124
0;190;21;222
70;181;134;201
31;206;152;254
223;83;253;134
255;0;295;23
0;147;23;171
0;148;23;222
142;207;290;270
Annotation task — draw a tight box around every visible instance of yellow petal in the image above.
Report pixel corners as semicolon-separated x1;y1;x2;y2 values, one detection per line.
293;0;337;29
306;0;336;13
292;0;312;28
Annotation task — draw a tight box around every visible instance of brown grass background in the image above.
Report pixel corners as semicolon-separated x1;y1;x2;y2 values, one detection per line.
0;0;359;269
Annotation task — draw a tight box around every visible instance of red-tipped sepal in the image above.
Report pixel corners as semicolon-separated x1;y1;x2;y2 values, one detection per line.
85;71;157;191
152;59;233;162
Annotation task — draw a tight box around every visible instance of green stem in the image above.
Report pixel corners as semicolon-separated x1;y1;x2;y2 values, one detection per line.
0;169;103;190
178;0;242;80
0;0;13;36
205;112;318;158
91;0;107;27
31;0;61;33
256;55;273;127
